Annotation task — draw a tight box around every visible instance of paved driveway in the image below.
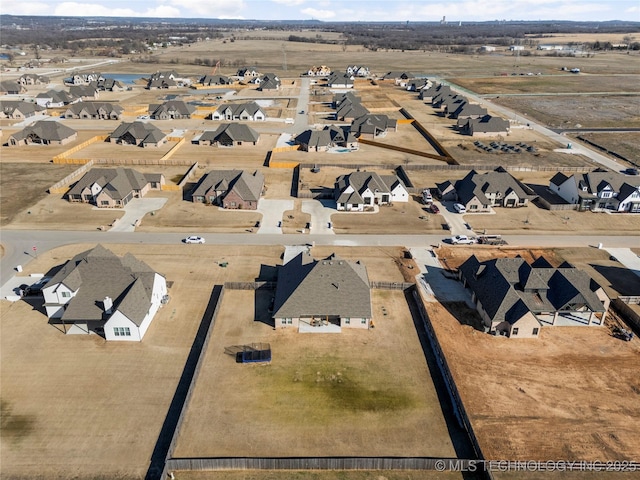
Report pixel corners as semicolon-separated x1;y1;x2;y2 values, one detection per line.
302;200;335;235
605;248;640;278
437;200;480;237
410;247;474;306
108;197;168;233
256;199;294;234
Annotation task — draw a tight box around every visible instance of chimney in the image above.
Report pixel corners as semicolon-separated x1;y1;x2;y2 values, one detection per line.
103;296;113;314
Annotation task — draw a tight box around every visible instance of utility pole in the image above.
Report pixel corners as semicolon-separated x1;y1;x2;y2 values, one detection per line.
282;44;287;71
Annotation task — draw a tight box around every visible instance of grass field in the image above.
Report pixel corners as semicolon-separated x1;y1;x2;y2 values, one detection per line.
173;289;456;458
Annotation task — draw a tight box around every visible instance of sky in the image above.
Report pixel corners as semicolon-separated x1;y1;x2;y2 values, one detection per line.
3;0;640;22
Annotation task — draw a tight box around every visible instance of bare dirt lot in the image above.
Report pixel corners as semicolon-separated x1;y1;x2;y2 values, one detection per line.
573;132;640;167
173;288;456;458
421;246;640;474
0;243;284;480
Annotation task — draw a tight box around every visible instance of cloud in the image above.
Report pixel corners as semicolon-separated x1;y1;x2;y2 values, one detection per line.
53;2;180;17
272;0;305;6
169;0;247;18
301;7;336;19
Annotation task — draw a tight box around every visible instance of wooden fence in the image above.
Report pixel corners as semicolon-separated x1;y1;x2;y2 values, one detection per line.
400;108;455;162
165;457;476;472
612;299;640;336
159;137;186;161
178;162;200;189
159;286;226;480
272;145;300;153
94;158;195;166
48;160;95;194
224;281;276;290
52;135;108;163
412;284;492;479
358;137;451;162
370;281;414;290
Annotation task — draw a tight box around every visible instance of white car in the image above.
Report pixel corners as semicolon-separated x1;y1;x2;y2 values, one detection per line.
450;235;475;245
184;236;205;244
137;115;150;120
454;203;467;213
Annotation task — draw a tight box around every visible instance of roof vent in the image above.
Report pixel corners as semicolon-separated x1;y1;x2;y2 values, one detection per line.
103;296;113;314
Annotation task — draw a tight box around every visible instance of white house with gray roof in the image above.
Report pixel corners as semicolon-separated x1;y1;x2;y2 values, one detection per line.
335;171;408;211
42;244;167;341
273;252;372;332
549;169;640;213
211;101;265;121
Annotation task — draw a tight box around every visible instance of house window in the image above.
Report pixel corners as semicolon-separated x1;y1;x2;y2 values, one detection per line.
470;204;478;210
287;318;292;324
532;328;539;335
364;197;371;205
113;327;131;337
281;319;286;325
361;319;367;324
101;200;109;206
345;318;350;324
512;328;519;336
61;291;71;298
601;191;612;198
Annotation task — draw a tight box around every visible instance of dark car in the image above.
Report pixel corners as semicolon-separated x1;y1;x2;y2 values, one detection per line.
430;204;440;214
624;168;639;176
22;278;50;296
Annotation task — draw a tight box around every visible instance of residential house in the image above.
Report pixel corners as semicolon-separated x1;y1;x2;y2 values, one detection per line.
257;73;281;91
346;65;369;77
97;78;125;91
0;100;45;119
294;125;357;152
406;78;431;91
42;244;167;341
198;74;232;86
307;65;332;76
0;80;27;95
68;72;104;85
273;252;372;331
450;102;488;120
146;77;177;89
109;121;168;147
335;171;408;211
349;114;397;139
459;114;510;136
237;66;260;79
8;120;77;146
36;89;80;108
211;101;266;121
332;91;360;109
69;83;99;100
64;102;124;120
445;167;536;212
67;167;164;207
327;72;355;89
191;169;264;210
549;169;640;212
197;123;260;147
149;100;196;119
420;83;451;102
18;73;50;85
433;94;467;115
382;71;417;86
335;99;369;122
458;255;609;338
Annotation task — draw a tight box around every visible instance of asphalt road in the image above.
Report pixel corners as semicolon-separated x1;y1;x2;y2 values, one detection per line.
2;229;639;288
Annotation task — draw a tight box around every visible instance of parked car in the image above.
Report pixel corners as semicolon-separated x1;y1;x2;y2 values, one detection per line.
450;234;475;245
430;204;440;214
136;115;150;120
21;277;51;296
454;203;467;213
624;168;639;176
184;236;205;244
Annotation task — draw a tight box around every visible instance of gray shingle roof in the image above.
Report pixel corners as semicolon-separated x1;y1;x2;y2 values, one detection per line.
109;121;166;144
273;253;371;319
65;102;123;117
214;101;264;118
45;245;159;325
150;100;196;118
349;114;397;136
67;167;158;198
10;120;76;142
200;123;260;143
191;169;264;202
459;255;607;326
335;171;403;203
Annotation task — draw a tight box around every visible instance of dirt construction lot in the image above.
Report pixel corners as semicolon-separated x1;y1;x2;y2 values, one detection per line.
0;243;285;480
173;288;456;458
423;246;640;476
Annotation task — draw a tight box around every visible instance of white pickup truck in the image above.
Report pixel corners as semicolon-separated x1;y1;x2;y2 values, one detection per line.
450;234;475;245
